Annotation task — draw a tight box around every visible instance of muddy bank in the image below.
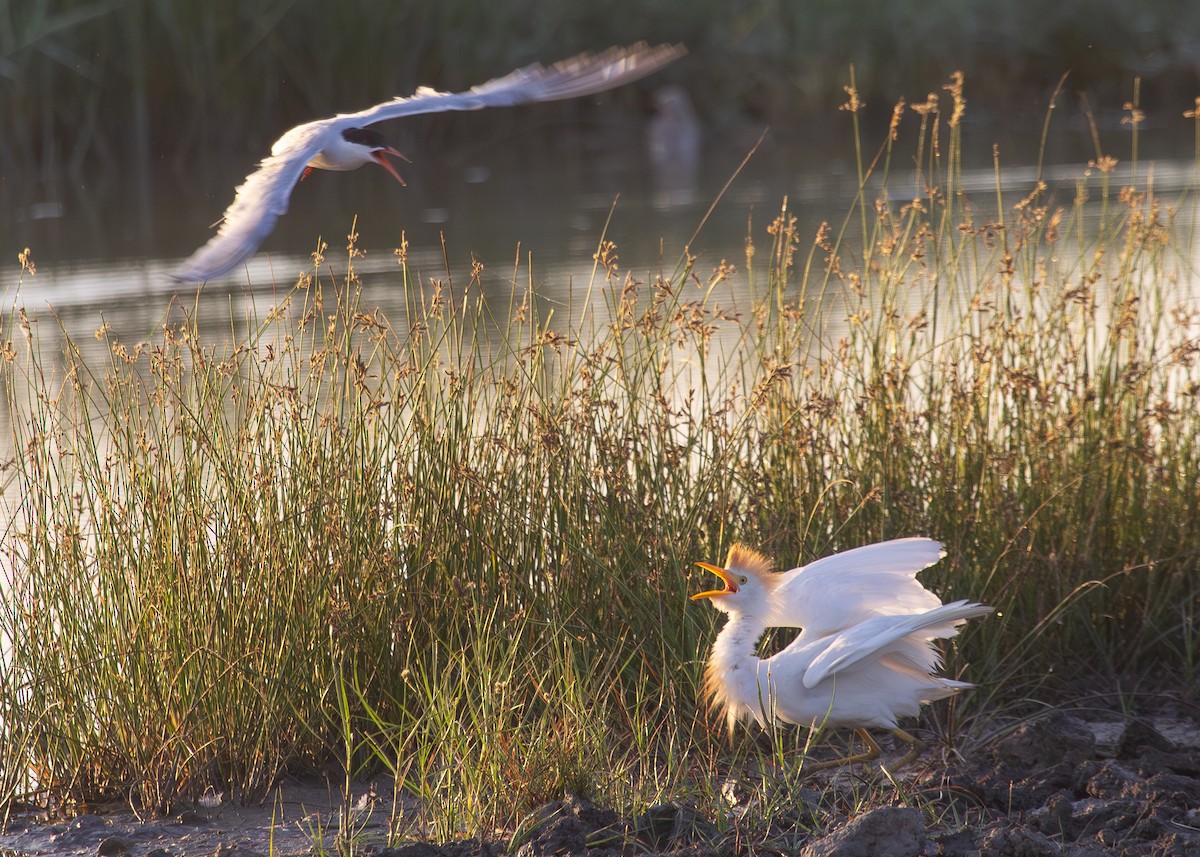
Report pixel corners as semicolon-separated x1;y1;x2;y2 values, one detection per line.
2;711;1197;856
477;712;1200;857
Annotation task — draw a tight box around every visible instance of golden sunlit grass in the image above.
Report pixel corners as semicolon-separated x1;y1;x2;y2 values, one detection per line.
1;77;1198;848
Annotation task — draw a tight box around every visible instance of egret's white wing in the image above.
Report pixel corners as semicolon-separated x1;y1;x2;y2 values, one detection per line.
340;42;685;128
172;121;329;282
768;538;947;634
799;600;994;689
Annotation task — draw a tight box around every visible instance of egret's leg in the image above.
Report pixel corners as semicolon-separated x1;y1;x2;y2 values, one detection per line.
802;728;881;773
889;727;924;769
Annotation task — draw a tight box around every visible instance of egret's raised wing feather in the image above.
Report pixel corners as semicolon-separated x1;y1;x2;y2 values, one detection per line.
800;600;994;688
172;122;328;282
768;538;946;633
343;42;685;127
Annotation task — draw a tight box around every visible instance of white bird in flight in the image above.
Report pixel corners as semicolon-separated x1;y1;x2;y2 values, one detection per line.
691;540;992;771
173;42;685;282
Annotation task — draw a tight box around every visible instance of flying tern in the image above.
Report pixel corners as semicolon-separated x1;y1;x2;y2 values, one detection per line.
173;42;685;282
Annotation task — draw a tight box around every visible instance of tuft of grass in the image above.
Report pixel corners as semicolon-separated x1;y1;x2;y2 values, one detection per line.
1;73;1198;844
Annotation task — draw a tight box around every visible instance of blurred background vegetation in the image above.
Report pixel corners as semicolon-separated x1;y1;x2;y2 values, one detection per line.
4;0;1200;185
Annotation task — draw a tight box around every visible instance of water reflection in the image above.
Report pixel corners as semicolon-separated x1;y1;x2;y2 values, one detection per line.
1;137;776;354
648;85;703;208
4;125;1200;369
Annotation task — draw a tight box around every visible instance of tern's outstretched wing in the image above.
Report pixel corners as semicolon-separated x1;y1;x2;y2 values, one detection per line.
341;42;685;127
171;122;328;282
172;42;684;282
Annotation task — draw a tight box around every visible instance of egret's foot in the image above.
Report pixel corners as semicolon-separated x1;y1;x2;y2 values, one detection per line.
802;728;881;774
888;727;924;769
802;728;927;775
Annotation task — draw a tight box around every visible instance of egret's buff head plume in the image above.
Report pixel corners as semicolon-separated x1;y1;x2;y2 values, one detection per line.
723;544;776;586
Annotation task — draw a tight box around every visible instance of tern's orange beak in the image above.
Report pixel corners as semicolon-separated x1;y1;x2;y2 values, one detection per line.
372;147;411;187
690;561;737;601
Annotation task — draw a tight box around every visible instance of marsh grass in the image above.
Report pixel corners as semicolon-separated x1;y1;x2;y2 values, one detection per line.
2;77;1199;843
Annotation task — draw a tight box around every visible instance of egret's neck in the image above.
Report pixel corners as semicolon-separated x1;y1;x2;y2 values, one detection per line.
711;611;768;666
705;611;769;730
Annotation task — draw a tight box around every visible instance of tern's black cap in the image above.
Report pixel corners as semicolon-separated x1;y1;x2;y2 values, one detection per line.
341;127;390;149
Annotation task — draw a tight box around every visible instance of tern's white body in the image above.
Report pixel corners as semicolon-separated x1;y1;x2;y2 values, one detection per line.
304;134;383;172
174;42;684;282
692;542;992;768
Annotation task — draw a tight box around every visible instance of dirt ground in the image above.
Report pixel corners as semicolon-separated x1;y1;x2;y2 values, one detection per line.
2;708;1197;856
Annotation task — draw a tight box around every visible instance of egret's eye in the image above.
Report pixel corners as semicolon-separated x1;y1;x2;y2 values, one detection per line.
738;575;748;586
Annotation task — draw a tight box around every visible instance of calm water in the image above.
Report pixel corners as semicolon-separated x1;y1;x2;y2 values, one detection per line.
0;123;839;368
3;110;1199;370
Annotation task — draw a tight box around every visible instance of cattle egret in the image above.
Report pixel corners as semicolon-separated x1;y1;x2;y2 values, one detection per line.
691;541;992;770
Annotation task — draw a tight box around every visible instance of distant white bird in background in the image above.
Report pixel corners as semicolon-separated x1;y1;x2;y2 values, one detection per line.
691;541;992;771
173;42;685;282
646;84;701;208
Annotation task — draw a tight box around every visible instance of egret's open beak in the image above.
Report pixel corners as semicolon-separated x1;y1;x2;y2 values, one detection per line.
372;147;411;187
690;561;737;601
